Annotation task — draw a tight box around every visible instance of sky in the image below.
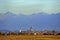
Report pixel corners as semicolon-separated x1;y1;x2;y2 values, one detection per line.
0;0;60;15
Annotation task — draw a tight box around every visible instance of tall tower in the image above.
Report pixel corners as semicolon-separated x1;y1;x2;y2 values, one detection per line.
30;26;33;32
18;24;22;32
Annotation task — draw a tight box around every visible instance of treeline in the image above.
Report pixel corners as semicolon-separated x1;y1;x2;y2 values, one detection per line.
0;30;60;36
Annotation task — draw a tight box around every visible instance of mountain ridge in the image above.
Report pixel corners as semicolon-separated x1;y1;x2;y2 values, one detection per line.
0;12;60;31
0;12;60;16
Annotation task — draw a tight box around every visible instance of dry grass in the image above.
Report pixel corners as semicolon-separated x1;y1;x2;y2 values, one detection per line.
0;35;60;40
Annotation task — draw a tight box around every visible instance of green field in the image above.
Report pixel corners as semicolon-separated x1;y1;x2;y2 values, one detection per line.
0;35;60;40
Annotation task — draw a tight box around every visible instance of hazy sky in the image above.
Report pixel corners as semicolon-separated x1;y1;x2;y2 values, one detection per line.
0;0;60;15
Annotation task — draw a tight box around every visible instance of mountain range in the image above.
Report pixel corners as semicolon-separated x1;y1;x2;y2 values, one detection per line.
0;12;60;31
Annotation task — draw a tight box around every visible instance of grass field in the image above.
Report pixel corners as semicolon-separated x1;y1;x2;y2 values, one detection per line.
0;35;60;40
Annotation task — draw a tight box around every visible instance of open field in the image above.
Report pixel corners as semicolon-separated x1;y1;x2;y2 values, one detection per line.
0;35;60;40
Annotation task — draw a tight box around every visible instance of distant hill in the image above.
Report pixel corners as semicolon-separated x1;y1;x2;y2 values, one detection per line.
0;12;60;31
